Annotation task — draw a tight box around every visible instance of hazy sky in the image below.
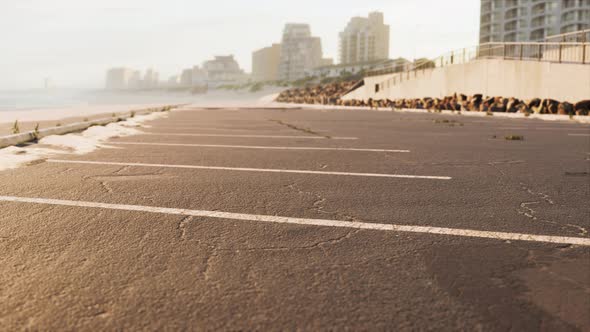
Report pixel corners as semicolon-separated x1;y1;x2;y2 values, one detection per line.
1;0;480;90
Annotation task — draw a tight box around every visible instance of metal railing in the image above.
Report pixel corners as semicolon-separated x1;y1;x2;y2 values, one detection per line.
545;29;590;43
366;30;590;78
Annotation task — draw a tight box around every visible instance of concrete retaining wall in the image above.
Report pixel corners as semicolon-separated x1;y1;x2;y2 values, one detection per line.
343;59;590;102
0;107;174;149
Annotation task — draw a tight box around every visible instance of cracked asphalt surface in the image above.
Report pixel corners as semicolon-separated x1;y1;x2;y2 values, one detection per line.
0;107;589;331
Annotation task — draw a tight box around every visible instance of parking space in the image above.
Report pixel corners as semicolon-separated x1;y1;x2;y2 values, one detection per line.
0;106;589;330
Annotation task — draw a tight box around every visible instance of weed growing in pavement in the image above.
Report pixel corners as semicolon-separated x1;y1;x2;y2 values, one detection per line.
486;111;493;116
505;135;524;141
11;120;20;134
130;111;136;118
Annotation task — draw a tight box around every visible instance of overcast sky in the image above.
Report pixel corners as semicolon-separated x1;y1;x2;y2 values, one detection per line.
0;0;480;90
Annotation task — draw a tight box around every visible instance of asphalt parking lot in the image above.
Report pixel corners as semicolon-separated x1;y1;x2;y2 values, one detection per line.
1;107;589;330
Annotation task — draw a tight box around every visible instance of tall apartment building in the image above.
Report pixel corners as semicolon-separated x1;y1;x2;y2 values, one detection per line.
278;24;325;81
105;68;134;90
480;0;590;43
252;43;282;82
143;69;159;88
339;12;390;65
202;55;246;82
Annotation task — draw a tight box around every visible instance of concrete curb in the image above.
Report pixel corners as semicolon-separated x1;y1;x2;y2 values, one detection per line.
278;103;590;124
0;106;176;149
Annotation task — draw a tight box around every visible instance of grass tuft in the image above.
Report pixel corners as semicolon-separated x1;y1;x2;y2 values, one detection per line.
11;120;20;134
32;123;40;140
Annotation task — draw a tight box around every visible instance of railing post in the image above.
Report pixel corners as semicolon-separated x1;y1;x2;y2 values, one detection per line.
503;44;506;59
519;44;523;60
463;48;466;63
558;43;563;63
538;44;542;61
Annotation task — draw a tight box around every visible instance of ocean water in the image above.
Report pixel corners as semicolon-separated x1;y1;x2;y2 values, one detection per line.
0;89;202;112
0;87;282;113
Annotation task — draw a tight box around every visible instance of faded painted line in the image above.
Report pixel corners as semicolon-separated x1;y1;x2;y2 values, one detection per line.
568;133;590;137
144;133;358;140
110;142;410;153
47;159;450;180
0;195;588;246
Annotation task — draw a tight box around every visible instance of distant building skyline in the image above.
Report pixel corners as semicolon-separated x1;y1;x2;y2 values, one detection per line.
2;1;482;90
105;67;160;90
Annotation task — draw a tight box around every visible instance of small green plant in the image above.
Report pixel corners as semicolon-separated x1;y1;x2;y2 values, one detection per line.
32;123;40;140
486;111;493;116
569;114;574;120
56;123;62;127
112;113;117;117
130;111;136;118
83;118;89;122
524;111;531;117
11;120;20;134
505;135;524;141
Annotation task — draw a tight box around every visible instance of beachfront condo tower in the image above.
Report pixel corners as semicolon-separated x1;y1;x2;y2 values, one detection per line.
339;12;390;65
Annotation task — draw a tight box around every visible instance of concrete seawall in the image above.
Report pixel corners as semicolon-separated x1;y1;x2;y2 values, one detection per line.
344;59;590;102
0;107;175;149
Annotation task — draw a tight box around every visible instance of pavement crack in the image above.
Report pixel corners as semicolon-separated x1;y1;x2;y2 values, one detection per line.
177;216;193;240
113;166;131;175
268;119;331;138
517;184;587;236
520;183;554;205
99;181;113;194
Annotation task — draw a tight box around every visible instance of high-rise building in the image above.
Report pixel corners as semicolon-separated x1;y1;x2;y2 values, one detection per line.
480;0;590;43
128;70;142;89
192;66;208;85
105;68;134;90
202;55;246;82
180;69;193;87
252;43;282;82
143;69;159;88
278;24;326;81
339;12;390;65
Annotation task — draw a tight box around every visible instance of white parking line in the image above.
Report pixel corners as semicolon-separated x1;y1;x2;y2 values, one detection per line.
1;195;588;246
144;133;358;140
568;133;590;137
47;159;451;180
110;142;410;153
